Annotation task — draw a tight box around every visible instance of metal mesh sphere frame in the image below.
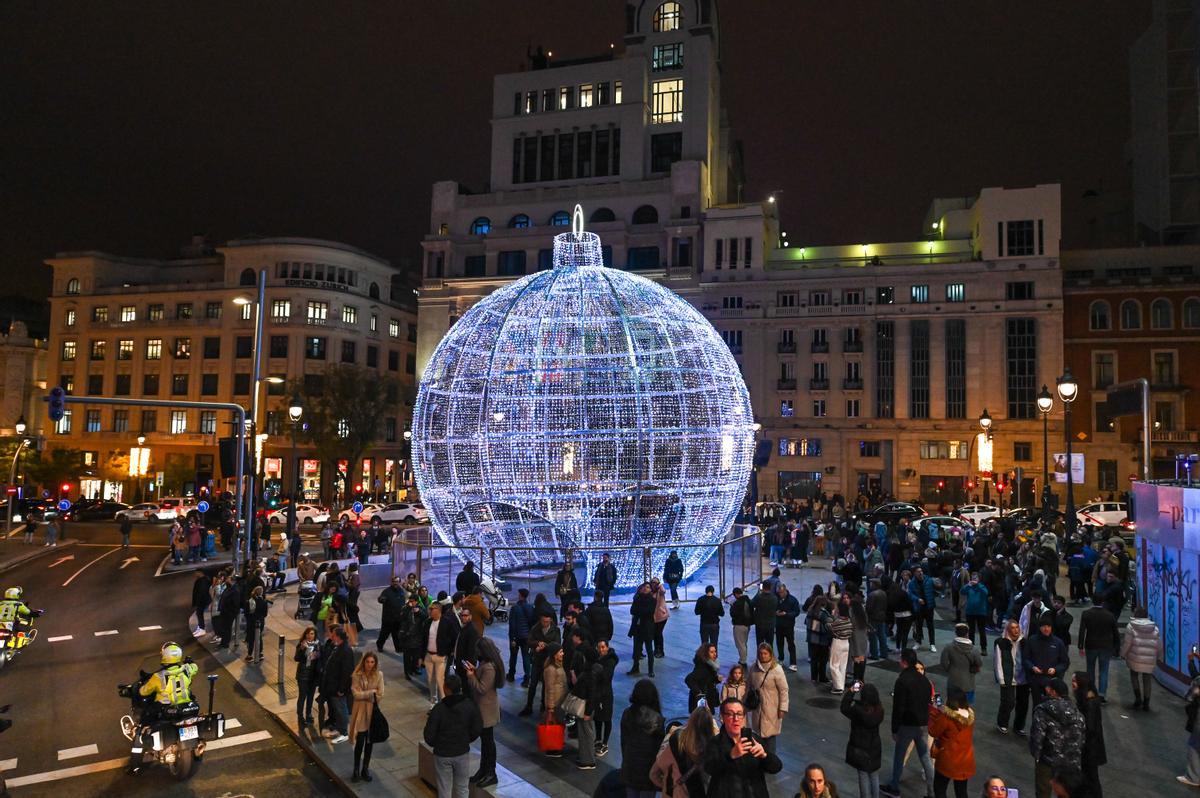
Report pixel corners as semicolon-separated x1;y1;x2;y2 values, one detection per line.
413;208;755;588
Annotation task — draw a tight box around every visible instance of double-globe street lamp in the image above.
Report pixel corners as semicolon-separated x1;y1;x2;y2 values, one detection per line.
286;393;303;536
1056;368;1079;537
1037;385;1054;512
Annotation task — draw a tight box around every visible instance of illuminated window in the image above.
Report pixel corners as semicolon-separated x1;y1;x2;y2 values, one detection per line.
176;303;192;319
114;409;129;432
470;217;491;235
145;338;162;360
652;1;681;31
847;399;861;418
389;319;400;338
200;411;216;434
910;284;929;303
779;438;822;457
85;410;101;432
120;305;136;322
65;309;76;327
781;400;794;417
652;42;683;71
342;305;358;325
117;339;133;360
174;337;190;359
651;79;683;124
65;278;80;295
241;302;252;320
578;83;593;107
558;85;574;110
271;299;290;320
170;410;187;434
92;306;108;322
945;284;965;302
306;301;328;324
508;214;531;229
55;409;72;434
148;304;164;321
370;314;377;332
305;337;326;360
61;340;76;360
614;80;622;104
549;210;571;226
90;340;106;360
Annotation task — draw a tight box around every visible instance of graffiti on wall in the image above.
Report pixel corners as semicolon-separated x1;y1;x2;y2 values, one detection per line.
1143;539;1198;677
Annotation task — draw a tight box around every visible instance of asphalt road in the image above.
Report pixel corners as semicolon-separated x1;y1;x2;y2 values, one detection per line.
0;522;339;797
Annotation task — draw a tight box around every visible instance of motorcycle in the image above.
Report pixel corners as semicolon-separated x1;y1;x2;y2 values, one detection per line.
479;575;509;624
118;670;225;781
0;609;43;670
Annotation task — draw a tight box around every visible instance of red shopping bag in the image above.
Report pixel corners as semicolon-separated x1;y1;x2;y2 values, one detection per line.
537;714;565;753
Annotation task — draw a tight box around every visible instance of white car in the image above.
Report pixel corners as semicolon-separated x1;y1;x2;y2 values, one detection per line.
370;502;429;524
914;515;974;539
267;504;330;525
158;497;197;518
955;503;1001;525
115;502;173;522
337;503;385;522
1077;501;1128;528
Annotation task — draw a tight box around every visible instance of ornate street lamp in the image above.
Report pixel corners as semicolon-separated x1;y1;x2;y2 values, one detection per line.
287;393;303;535
1037;386;1054;511
1057;368;1079;536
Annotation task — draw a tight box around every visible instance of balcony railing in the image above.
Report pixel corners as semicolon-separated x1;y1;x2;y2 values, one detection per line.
811;342;829;353
843;340;863;353
777;378;797;391
810;378;830;391
777;341;797;354
843;378;864;390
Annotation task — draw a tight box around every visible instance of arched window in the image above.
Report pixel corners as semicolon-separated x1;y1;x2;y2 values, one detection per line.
239;268;256;286
65;278;80;295
1151;298;1173;329
652;1;681;31
369;282;380;300
1088;300;1110;331
632;205;659;225
1183;297;1200;329
549;210;571;227
589;207;616;224
1119;299;1141;330
469;217;491;235
508;214;531;229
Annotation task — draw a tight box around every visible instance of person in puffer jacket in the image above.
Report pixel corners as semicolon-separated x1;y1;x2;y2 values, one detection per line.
1028;678;1084;798
994;620;1028;734
940;623;983;703
1120;605;1162;711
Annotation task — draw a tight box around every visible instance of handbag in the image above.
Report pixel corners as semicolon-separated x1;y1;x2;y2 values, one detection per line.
368;695;389;743
560;692;587;718
537;712;566;752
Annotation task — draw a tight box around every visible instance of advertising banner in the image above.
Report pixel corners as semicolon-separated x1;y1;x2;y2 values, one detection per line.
1052;452;1084;483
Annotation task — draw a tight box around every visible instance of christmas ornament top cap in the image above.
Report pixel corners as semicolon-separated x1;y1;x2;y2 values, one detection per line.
552;204;604;269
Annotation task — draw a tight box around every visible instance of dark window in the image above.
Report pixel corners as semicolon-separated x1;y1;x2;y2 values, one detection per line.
576;131;592;178
303;373;324;396
1006;220;1035;256
388;350;399;371
172;374;188;395
341;340;356;364
141;410;156;433
508;213;531;229
601;245;613;266
1005;281;1034;301
114;374;131;396
945;319;966;419
236;336;253;358
651;132;683;173
557;134;574;180
1005;318;1037;419
498;251;527;276
369;282;380;299
539;135;554;181
910;320;930;419
366;345;378;368
203;337;220;359
113;410;129;432
143;374;159;395
875;321;894;418
1013;442;1033;461
234;373;250;395
523;136;538;182
1098;459;1118;492
589;207;615;224
265;411;281;436
859;441;882;458
612;128;620;174
407;324;417;342
385;418;397;442
268;375;285;395
405;353;416;374
652;42;684;71
87;374;103;395
627;247;660;271
240;268;256;285
595;129;610;177
464;256;486;278
201;373;218;395
512;137;522;184
632;205;659;225
60;375;73;393
305;337;327;360
876;286;894;305
268;335;289;358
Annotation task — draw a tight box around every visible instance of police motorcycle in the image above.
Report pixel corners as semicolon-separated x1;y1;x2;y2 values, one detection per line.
0;587;42;670
118;644;226;781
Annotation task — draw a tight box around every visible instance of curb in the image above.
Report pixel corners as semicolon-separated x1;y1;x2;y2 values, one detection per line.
0;539;79;576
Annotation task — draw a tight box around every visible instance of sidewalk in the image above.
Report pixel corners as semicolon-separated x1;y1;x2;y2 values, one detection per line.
197;577;557;797
0;535;80;576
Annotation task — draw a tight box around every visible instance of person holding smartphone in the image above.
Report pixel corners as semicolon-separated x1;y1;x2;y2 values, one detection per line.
704;697;782;795
841;680;884;798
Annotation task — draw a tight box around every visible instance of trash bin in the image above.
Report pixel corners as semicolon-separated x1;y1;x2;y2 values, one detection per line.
203;530;217;558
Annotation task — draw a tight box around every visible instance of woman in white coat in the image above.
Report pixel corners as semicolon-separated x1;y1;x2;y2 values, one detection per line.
746;642;789;756
1120;605;1163;710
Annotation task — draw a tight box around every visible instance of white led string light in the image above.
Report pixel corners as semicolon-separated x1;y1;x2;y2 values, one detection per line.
413;205;756;587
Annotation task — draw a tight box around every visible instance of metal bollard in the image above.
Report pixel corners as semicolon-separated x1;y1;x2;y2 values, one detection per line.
277;634;285;687
231;614;241;655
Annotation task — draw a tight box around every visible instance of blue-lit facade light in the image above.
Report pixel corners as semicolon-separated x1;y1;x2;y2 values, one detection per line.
413;207;755;587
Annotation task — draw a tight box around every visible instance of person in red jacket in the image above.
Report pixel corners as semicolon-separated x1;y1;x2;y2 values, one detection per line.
927;687;976;798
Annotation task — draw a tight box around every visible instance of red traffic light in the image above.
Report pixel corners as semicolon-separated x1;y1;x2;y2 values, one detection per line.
354;484;363;492
997;483;1006;493
936;480;945;490
966;480;976;490
61;483;71;492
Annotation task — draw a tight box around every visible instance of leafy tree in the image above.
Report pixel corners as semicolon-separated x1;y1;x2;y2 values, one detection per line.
24;448;82;494
97;449;130;496
289;365;401;506
163;455;195;496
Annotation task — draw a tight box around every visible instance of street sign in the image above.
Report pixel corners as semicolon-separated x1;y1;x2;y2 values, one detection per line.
197;500;210;513
352;501;364;514
56;499;70;512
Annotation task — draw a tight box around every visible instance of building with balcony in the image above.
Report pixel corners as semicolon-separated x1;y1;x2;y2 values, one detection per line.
44;237;417;501
1062;243;1200;496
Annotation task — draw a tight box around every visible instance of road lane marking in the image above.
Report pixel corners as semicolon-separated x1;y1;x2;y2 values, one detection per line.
0;758;15;771
205;729;271;751
61;547;121;587
225;718;242;729
138;625;162;631
5;756;127;787
47;555;75;568
93;630;118;636
46;635;72;642
57;744;98;761
120;556;140;569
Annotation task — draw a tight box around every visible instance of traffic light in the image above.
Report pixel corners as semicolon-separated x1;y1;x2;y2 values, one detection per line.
61;483;71;494
936;480;945;490
47;387;66;423
996;482;1006;494
966;480;976;491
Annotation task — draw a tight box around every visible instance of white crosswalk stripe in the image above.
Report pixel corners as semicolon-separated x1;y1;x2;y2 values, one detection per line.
137;625;162;631
93;630;118;636
57;744;98;761
0;758;16;772
46;635;72;642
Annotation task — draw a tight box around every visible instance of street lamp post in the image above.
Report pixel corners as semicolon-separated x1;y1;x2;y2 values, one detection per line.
287;393;303;537
5;416;28;540
979;409;993;505
1037;385;1054;512
1057;368;1079;537
233;269;267;572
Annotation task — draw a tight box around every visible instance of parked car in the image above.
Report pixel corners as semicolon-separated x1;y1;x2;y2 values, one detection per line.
266;503;330;526
337;503;385;522
371;502;429;524
954;503;1001;525
856;501;927;527
115;502;173;522
158;497;197;518
67;501;130;522
1076;501;1129;528
914;515;974;540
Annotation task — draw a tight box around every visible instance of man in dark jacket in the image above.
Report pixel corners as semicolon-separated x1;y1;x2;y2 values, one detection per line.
663;550;684;609
704;697;783;798
751;582;779;651
1048;596;1073;648
627;583;658;677
730;587;754;665
398;595;427;678
1029;678;1085;798
214;575;241;650
774;584;801;671
592;553;618;606
554;562;580;611
1077;603;1120;702
695;584;725;647
907;567;938;652
507;588;535;685
585;597;614;645
519;612;561;716
191;572;212;634
376;575;408;653
423;673;482;798
866;578;889;659
881;649;934;797
454;561;480;595
319;625;354;742
1023;617;1070;705
453;606;481;680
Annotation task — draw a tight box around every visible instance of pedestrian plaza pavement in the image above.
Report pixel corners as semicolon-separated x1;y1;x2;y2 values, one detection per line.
208;553;1190;797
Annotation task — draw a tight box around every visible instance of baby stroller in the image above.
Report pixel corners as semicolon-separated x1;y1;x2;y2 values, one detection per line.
478;576;509;625
294;580;317;620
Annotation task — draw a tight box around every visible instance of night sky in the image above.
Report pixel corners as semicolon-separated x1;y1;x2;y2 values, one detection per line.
0;2;1151;301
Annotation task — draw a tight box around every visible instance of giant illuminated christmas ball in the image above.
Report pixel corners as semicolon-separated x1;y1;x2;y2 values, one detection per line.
413;207;756;587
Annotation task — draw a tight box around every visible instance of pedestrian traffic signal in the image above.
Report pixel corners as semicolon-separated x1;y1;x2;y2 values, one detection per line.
47;387;66;422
